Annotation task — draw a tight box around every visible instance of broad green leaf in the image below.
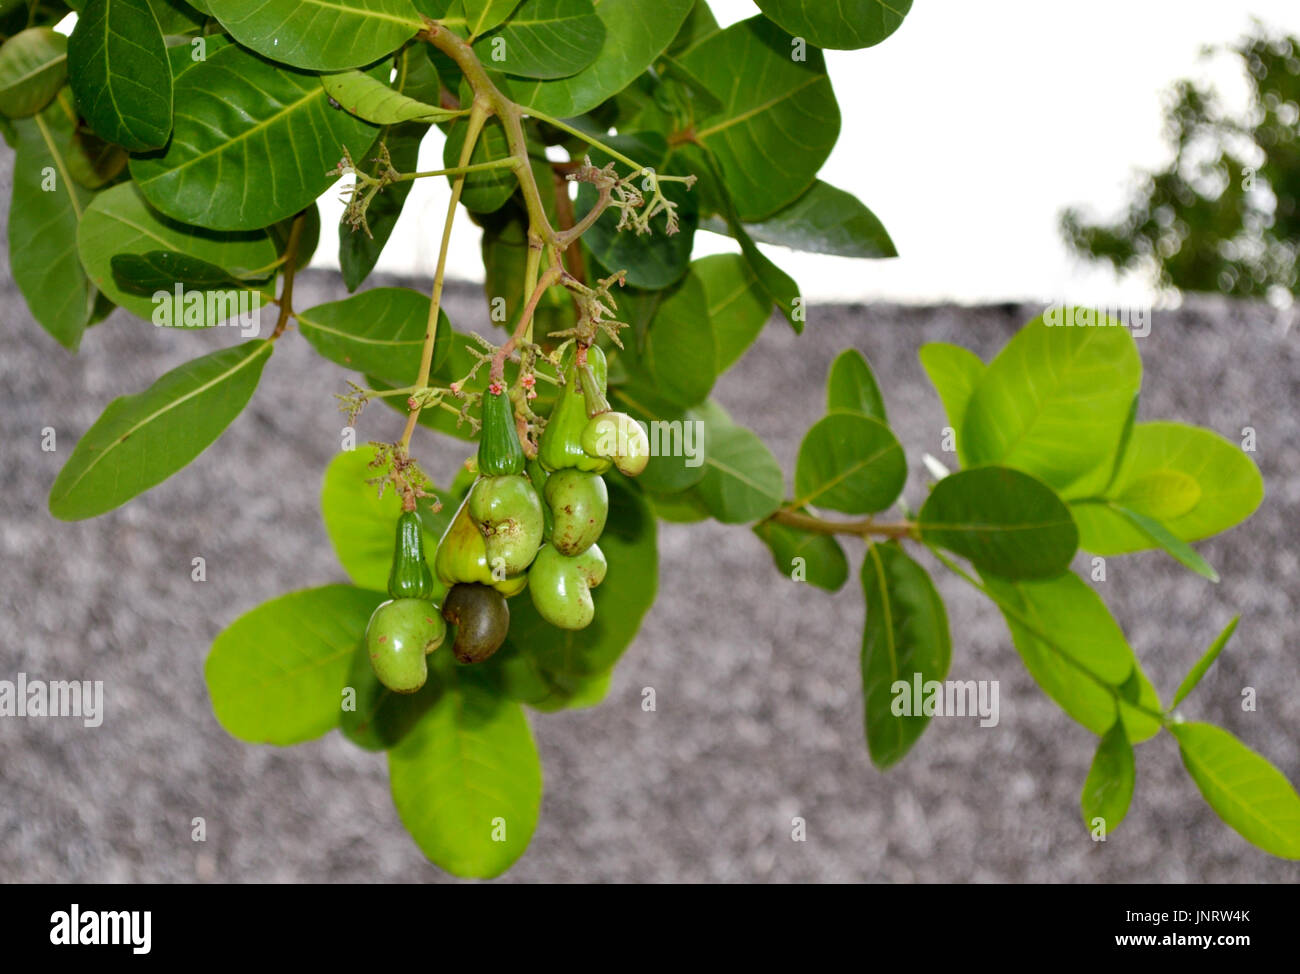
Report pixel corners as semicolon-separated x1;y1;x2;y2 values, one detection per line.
340;122;426;291
146;0;208;33
443;114;516;213
477;0;605;80
65;125;127;188
462;0;524;38
1081;721;1135;832
206;585;382;745
320;70;460;125
1170;616;1239;709
695;413;784;524
0;27;67;117
1072;422;1263;554
608;383;710;493
1105;504;1219;582
918;341;984;452
1171;722;1300;860
68;0;173;151
980;571;1163;743
166;33;232;77
207;0;423;71
694;253;770;372
668;0;720;56
641;272;715;406
8;93;96;351
755;0;912;50
389;666;542;877
706;180;896;259
130;43;378;230
826;348;887;422
794;413;906;515
646;489;710;523
861;542;951;768
679;16;839;221
753;511;849;592
918;466;1078;580
503;0;692;118
110;251;270;294
49;340;273;519
297;287;452;388
77;182;278;326
962;312;1141;494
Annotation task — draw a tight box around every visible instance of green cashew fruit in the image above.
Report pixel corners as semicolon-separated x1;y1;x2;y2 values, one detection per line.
434;493;528;597
581;411;650;477
468;474;545;576
544;469;608;556
538;344;610;474
441;582;510;663
365;598;446;693
387;510;436;600
477;383;525;477
528;542;607;631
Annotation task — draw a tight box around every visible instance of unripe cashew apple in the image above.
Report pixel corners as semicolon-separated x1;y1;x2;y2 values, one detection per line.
365;598;446;693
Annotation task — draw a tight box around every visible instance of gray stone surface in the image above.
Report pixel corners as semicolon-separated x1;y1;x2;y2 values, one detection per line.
2;165;1298;883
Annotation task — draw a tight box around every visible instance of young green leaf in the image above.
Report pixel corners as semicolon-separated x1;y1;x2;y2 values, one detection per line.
755;0;912;50
694;253;770;372
917;341;984;450
389;665;542;877
961;310;1142;495
0;27;67;117
1080;721;1135;832
8;93;96;351
678;15;839;221
476;0;606;80
861;542;952;768
1170;616;1240;710
296;287;452;388
707;180;896;259
207;0;423;71
826;348;887;422
918;466;1078;580
320;70;461;125
1171;722;1300;860
794;413;906;515
130;43;378;230
49;340;273;520
694;414;784;524
206;585;383;745
68;0;173;151
753;513;849;592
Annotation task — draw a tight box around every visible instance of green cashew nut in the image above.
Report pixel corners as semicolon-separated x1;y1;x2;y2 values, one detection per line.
528;542;607;630
365;598;446;693
441;582;510;663
468;474;545;576
544;469;608;557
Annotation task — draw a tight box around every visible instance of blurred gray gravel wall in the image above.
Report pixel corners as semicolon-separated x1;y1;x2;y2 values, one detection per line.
2;169;1299;883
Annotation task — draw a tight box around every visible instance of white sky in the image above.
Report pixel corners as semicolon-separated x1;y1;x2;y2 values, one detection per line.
312;0;1300;304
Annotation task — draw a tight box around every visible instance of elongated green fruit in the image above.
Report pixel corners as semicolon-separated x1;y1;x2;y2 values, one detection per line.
538;345;610;473
478;383;525;476
366;598;446;693
545;469;608;556
528;542;606;630
387;510;435;599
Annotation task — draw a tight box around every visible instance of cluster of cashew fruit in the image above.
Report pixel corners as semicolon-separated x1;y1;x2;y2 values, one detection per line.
364;343;649;694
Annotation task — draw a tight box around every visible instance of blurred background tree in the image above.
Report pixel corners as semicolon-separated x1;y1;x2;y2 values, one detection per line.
1062;23;1300;301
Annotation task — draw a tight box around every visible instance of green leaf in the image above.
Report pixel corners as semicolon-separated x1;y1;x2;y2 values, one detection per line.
340;122;426;291
826;348;887;422
694;412;784;524
1081;721;1135;832
49;340;273;519
706;180;896;259
110;250;270;294
166;32;232;77
1072;422;1264;554
443;113;516;213
608;382;710;493
477;0;605;80
206;0;423;71
694;253;770;372
1105;504;1220;582
919;466;1078;580
296;287;452;388
389;666;542;877
861;542;951;767
502;0;692;117
8;94;96;351
962;311;1142;494
0;27;67;117
64;125;127;188
641;272;715;406
462;0;524;38
753;512;849;592
1170;616;1239;709
320;70;460;125
679;15;839;221
68;0;173;151
339;641;445;751
979;571;1162;742
77;182;278;325
918;341;984;448
755;0;912;50
205;585;382;745
130;42;378;230
794;413;906;515
1171;722;1300;860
